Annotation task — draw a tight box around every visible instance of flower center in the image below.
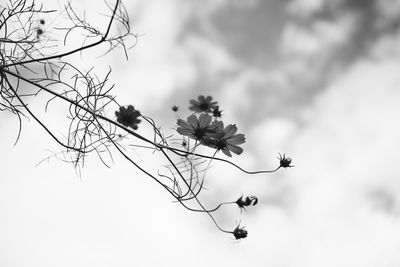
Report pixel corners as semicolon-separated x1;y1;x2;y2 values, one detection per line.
215;139;226;150
193;128;206;139
199;103;209;110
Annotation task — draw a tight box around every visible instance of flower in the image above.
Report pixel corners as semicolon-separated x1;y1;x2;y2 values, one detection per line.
278;153;293;168
203;123;245;157
176;114;223;141
115;105;141;130
232;225;248;240
189;95;218;113
212;106;222;118
236;195;258;210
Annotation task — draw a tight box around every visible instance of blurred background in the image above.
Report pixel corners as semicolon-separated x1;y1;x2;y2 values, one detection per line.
1;0;400;266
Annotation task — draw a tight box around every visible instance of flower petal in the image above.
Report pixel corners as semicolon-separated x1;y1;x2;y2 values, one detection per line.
201;137;216;148
206;121;224;138
177;118;191;130
227;134;245;145
227;144;243;155
221;147;232;157
210;120;224;130
189;99;202;112
209;120;224;133
224;124;238;137
187;114;199;128
177;127;193;136
198;113;212;128
190;100;200;106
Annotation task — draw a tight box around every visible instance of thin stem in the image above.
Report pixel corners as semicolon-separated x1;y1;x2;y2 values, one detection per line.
2;73;85;153
3;0;121;68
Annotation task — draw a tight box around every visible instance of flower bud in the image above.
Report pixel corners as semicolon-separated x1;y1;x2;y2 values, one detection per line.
278;153;293;168
233;226;248;240
236;196;258;210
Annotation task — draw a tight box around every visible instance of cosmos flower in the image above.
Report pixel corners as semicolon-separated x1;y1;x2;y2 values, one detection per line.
203;123;245;157
176;114;223;141
115;105;141;130
189;95;218;113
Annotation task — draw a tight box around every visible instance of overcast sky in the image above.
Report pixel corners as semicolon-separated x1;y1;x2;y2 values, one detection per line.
2;0;400;266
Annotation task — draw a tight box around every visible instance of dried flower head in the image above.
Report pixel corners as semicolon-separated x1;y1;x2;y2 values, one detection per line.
203;123;245;157
189;95;218;113
212;106;222;118
233;225;248;240
176;114;223;141
278;153;293;168
172;105;179;112
236;195;258;210
115;105;141;130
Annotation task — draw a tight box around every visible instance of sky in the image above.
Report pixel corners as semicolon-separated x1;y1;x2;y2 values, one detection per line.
1;0;400;266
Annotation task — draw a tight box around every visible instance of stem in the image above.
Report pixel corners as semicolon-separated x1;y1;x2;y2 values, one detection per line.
3;0;121;68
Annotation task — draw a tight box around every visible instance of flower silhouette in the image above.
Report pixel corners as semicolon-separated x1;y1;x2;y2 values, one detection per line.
233;225;248;240
212;106;222;118
203;123;245;157
236;195;258;211
115;105;141;130
189;95;218;113
171;105;179;112
278;153;293;168
176;114;223;141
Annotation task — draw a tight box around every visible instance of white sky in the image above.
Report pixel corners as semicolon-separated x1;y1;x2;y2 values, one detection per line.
2;0;400;266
